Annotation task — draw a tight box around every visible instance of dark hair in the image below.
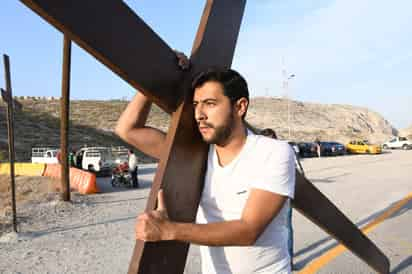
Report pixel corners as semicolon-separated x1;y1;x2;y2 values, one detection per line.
192;68;249;104
260;128;277;139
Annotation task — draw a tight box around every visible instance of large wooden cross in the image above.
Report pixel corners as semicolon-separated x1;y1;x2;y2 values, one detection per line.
19;1;389;273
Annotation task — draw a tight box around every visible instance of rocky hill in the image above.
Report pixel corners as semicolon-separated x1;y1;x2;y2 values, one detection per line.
0;97;398;161
398;125;412;138
247;97;397;144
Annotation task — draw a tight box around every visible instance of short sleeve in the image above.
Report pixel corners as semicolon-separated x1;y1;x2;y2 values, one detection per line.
251;142;296;199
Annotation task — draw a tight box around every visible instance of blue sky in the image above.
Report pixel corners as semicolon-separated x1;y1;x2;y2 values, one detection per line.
0;0;411;129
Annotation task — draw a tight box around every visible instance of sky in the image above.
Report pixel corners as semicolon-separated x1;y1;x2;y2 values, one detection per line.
0;0;411;129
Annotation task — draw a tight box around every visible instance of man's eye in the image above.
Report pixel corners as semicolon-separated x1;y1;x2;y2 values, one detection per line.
206;102;215;106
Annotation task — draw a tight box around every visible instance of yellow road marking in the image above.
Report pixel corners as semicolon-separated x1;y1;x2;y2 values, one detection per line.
298;192;412;274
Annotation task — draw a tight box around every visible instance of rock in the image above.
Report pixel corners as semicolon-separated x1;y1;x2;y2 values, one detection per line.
399;125;412;138
247;98;396;144
0;231;19;243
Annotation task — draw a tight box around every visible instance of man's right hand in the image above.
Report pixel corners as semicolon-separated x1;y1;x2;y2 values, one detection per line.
174;50;190;70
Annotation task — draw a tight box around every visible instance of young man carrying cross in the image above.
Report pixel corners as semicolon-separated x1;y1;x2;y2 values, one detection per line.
116;60;296;273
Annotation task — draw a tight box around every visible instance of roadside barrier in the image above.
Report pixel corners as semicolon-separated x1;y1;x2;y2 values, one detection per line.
0;162;46;176
42;164;99;194
42;163;61;178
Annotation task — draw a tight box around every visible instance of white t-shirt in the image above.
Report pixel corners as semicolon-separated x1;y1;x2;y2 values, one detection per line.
196;131;296;274
128;153;138;170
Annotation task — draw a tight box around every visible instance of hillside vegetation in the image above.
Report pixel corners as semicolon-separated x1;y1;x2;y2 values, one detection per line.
0;97;400;161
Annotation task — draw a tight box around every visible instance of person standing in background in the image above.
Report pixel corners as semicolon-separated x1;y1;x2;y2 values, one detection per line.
128;150;139;188
260;128;295;270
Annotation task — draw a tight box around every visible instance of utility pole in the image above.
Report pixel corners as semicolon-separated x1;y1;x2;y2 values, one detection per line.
281;57;295;139
2;55;17;232
60;35;71;201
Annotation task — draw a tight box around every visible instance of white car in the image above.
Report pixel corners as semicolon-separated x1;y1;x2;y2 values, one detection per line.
382;137;412;150
31;147;59;164
77;147;116;173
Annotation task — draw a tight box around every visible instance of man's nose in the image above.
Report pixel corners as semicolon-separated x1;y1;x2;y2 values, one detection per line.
195;104;206;122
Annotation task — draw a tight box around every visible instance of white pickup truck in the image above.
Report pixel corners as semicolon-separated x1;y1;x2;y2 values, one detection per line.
31;147;59;164
77;147;116;174
382;137;412;150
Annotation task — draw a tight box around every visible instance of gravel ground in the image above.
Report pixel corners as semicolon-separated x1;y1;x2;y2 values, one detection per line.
0;164;201;274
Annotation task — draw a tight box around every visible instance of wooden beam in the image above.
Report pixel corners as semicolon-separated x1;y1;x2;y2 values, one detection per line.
20;0;184;113
2;55;17;232
293;172;390;273
128;1;247;273
60;35;71;202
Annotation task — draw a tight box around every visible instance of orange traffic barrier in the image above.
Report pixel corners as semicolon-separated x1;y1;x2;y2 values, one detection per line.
70;167;98;194
42;164;61;178
42;164;99;194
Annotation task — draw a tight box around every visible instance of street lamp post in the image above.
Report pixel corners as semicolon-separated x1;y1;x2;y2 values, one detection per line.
283;73;295;139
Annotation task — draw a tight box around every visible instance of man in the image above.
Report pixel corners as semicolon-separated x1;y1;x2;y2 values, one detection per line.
68;149;75;167
115;64;296;273
128;149;139;188
260;128;296;271
260;128;277;139
314;137;321;158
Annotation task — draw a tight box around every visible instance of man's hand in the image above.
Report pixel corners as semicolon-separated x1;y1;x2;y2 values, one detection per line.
135;189;174;241
174;50;190;70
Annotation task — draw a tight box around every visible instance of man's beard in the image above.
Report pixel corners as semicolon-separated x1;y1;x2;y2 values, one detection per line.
200;112;235;146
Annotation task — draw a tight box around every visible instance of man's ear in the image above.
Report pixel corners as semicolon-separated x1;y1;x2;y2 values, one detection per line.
235;97;249;118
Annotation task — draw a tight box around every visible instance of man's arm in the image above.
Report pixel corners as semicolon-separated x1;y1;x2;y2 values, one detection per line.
136;189;287;246
115;50;189;160
115;92;166;160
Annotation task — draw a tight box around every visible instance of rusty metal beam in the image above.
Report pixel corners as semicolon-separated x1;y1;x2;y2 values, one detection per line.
19;0;184;113
293;172;390;273
190;0;247;73
2;55;17;232
128;90;208;274
60;35;71;202
127;1;247;273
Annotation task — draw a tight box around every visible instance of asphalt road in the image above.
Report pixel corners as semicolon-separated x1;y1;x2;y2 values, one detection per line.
292;149;412;274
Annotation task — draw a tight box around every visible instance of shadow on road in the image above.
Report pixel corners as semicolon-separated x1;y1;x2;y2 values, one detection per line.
87;196;148;206
138;166;157;175
294;198;412;270
310;172;351;183
391;256;412;274
96;178;152;193
30;215;137;238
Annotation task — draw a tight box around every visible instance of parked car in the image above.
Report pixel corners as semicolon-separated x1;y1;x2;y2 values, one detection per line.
77;147;116;174
31;147;59;164
319;142;346;156
287;141;300;156
346;140;382;154
382;137;412;150
297;142;318;157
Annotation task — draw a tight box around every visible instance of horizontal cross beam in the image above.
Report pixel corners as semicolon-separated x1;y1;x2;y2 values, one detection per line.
20;0;184;113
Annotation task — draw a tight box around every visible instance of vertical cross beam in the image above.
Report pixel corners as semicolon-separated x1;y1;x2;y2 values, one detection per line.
128;2;247;273
60;35;71;201
2;55;17;232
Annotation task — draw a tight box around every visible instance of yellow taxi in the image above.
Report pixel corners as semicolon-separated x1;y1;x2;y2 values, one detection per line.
346;140;382;154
